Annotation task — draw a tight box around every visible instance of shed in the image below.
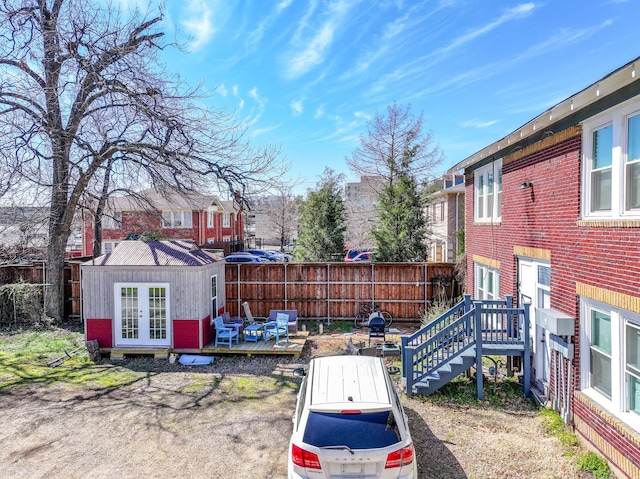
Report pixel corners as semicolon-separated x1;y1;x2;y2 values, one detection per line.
82;240;225;352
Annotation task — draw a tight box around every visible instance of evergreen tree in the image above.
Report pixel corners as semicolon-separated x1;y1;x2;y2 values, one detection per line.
373;159;429;262
296;169;346;262
348;103;441;262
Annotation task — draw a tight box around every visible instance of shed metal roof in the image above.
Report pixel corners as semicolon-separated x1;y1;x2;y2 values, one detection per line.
84;240;221;267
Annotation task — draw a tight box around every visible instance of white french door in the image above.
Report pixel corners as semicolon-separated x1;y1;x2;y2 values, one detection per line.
114;283;171;347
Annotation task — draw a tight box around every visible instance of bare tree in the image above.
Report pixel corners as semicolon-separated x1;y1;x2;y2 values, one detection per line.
261;187;302;252
347;103;443;184
0;0;286;321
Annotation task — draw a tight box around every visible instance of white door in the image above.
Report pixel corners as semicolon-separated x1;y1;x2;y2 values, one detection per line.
518;260;551;390
114;283;171;347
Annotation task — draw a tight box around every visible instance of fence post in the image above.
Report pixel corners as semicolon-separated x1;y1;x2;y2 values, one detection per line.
474;303;484;400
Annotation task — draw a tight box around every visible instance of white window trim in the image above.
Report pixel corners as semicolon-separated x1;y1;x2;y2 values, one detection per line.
222;213;231;228
207;211;214;228
582;97;640;220
580;296;640;433
474;263;500;300
211;274;218;318
103;211;122;229
102;241;119;255
474;159;502;223
162;210;193;229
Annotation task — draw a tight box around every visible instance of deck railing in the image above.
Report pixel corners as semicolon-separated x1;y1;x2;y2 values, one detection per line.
402;295;531;398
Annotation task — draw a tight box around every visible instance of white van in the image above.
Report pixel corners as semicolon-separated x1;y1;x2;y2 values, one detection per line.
288;355;417;479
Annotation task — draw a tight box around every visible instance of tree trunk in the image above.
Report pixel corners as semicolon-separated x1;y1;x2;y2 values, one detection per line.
44;226;68;322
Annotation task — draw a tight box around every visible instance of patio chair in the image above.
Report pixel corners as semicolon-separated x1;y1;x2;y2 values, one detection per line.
213;315;239;348
264;312;290;345
241;302;267;342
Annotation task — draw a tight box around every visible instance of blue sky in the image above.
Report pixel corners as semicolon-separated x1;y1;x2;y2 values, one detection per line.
143;0;639;195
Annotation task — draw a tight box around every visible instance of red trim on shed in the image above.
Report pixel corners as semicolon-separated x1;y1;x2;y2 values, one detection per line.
202;315;215;347
85;318;113;348
173;319;201;349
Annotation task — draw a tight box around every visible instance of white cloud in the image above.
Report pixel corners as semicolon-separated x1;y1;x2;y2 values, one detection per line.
439;3;536;56
251;124;282;137
290;100;304;115
284;0;361;79
217;84;228;97
180;0;215;51
461;119;499;129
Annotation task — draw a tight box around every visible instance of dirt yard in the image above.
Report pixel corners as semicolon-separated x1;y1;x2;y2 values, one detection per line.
0;334;590;479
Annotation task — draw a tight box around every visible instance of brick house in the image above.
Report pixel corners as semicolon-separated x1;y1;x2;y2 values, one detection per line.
426;174;465;263
449;57;640;478
81;188;246;256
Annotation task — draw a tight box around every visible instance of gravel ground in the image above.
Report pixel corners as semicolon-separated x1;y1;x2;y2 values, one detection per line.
0;334;590;479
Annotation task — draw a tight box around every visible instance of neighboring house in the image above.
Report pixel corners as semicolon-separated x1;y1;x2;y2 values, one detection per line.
426;174;465;262
0;207;49;251
448;57;640;478
81;188;246;256
82;240;226;352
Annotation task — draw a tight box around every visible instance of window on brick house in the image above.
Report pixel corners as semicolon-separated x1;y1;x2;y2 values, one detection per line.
102;211;122;229
583;99;640;219
207;211;214;228
222;213;231;228
474;263;500;300
474;160;502;222
581;297;640;430
162;211;192;228
102;241;119;254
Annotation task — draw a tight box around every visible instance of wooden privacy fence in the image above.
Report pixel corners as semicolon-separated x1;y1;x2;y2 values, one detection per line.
225;262;460;322
0;260;82;322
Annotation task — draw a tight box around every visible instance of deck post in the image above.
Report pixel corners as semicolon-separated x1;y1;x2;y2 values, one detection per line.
522;302;531;397
464;294;473;337
474;302;484;400
402;338;414;397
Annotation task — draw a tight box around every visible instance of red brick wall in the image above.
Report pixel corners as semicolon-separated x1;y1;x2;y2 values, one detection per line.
465;130;640;477
574;393;640;478
83;209;245;256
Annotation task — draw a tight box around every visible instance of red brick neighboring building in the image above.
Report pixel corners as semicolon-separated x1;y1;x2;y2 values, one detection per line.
81;188;246;256
449;57;640;478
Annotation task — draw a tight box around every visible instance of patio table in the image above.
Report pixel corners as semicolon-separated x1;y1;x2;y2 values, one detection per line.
243;323;263;342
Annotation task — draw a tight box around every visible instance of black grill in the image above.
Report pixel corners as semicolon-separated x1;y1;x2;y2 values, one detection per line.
368;314;386;333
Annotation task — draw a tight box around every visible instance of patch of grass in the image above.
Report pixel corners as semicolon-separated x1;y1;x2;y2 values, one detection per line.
577;451;613;479
539;407;579;447
221;375;295;400
0;327;141;390
417;372;538;411
539;408;613;478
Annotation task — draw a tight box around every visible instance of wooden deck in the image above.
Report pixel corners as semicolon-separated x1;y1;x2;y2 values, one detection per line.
202;331;310;357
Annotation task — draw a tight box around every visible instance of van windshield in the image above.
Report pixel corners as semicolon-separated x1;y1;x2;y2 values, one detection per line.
303;411;401;449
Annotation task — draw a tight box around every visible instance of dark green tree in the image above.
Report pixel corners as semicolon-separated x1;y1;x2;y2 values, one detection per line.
348;103;441;262
296;168;346;262
373;159;429;262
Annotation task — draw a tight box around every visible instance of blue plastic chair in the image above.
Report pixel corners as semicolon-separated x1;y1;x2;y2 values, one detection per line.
264;313;290;344
213;315;239;348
